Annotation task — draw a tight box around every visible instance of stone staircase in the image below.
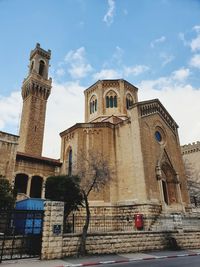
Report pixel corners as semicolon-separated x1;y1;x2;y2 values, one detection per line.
149;211;200;231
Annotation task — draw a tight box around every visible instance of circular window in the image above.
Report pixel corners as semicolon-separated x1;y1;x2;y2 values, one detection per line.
155;131;162;142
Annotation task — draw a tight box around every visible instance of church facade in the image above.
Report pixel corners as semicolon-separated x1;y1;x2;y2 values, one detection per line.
60;79;189;213
0;44;190;214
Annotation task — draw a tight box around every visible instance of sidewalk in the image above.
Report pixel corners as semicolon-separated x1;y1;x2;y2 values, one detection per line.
1;249;200;267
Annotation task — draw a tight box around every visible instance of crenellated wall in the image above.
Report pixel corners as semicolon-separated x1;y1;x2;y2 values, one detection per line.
182;141;200;155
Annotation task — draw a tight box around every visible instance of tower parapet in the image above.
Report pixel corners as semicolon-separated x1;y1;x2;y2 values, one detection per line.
181;141;200;155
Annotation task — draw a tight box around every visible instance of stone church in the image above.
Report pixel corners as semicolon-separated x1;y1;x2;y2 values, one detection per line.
0;44;190;215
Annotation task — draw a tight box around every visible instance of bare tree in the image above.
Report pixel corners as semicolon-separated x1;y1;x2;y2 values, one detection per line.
183;159;200;206
76;149;112;256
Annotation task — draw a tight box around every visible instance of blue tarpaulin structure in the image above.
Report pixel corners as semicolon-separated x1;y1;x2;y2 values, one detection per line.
15;198;44;234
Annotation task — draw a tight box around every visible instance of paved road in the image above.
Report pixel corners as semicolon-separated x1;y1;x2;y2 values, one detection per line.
100;256;200;267
1;250;200;267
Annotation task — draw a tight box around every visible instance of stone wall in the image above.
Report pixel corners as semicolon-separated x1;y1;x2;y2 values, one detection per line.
66;204;162;233
0;235;24;256
181;141;200;204
0;131;19;183
62;230;200;257
41;201;64;260
40;201;200;260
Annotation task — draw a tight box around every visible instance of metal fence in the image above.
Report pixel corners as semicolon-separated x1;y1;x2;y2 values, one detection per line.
0;209;44;262
64;212;200;234
65;214;136;233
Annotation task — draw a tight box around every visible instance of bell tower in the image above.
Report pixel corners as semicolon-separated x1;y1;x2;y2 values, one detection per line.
18;43;52;156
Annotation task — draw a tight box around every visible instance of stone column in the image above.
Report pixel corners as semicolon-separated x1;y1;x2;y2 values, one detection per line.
41;201;64;260
41;179;45;199
156;166;165;206
26;176;31;197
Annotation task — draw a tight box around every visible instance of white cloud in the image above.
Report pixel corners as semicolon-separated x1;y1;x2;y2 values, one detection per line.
190;54;200;68
160;53;174;66
56;68;65;77
123;65;149;77
112;46;124;65
137;77;200;146
179;32;188;46
181;25;200;52
93;64;149;80
64;47;93;79
93;69;120;80
172;68;190;81
150;36;166;48
190;35;200;52
43;81;85;158
103;0;115;26
193;25;200;33
0;91;21;133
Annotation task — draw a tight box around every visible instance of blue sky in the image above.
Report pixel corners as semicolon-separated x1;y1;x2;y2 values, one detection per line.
0;0;200;158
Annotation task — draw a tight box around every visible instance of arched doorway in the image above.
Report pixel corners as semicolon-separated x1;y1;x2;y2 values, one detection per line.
30;176;43;198
14;173;28;194
161;163;178;205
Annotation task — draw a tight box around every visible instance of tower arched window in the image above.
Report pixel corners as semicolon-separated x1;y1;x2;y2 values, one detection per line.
39;60;45;77
126;93;134;109
68;148;72;176
106;96;109;108
110;96;113;108
105;90;118;108
114;95;117;107
89;95;97;114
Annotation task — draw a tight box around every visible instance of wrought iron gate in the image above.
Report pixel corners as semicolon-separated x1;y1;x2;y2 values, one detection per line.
0;209;44;262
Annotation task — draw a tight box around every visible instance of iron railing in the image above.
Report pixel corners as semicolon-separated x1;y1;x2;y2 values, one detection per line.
0;209;44;262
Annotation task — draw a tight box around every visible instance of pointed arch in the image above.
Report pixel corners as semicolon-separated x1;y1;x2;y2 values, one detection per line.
39;60;45;76
89;95;98;114
126;93;134;109
161;162;178;205
105;90;118;108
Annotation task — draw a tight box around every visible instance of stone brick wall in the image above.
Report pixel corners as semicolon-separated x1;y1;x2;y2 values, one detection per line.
181;142;200;203
0;236;24;256
66;204;162;233
40;201;200;260
0;131;19;183
62;230;200;257
41;201;64;260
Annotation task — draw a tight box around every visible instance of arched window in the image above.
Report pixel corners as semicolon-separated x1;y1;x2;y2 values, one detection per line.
30;176;43;198
126;93;134;109
39;60;45;76
105;90;118;108
89;95;97;114
68;149;72;176
95;99;97;111
106;96;109;108
14;174;28;194
114;95;117;107
110;96;113;108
